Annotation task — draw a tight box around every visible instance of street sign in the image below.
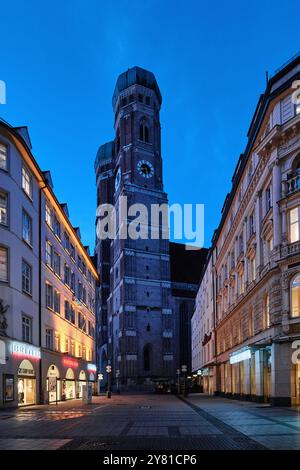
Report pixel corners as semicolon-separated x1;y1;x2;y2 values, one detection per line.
98;373;103;380
106;365;112;373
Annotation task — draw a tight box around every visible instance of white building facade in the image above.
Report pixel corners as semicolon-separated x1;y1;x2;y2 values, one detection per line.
191;252;215;393
0;119;98;407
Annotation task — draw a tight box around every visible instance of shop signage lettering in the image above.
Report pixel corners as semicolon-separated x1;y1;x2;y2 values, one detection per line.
63;357;79;368
87;363;97;372
18;367;35;376
10;341;41;360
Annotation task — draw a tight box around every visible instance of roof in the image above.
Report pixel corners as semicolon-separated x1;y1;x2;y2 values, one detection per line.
169;242;208;284
95;140;114;170
112;66;162;108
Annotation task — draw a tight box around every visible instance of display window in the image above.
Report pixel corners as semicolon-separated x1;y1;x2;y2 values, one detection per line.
47;365;61;403
63;368;75;400
17;359;36;406
78;370;87;398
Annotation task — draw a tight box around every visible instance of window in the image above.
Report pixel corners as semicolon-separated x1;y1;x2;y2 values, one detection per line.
45;283;53;309
238;233;244;255
64;232;70;252
53;214;61;239
53;290;60;313
139;120;149;142
22;260;32;295
138;93;143;102
65;337;69;353
70;306;75;324
291;274;300;317
0;246;8;282
78;281;82;300
65;300;70;321
45;241;53;267
78;256;82;271
70;272;75;292
22;166;32;199
53;251;61;276
45;328;53;350
22;315;32;343
71;340;75;356
22;210;32;245
82;286;86;304
64;264;70;286
0;143;7;171
82;262;86;276
70;243;75;260
0;191;8;225
290;207;299;243
145;96;150;106
54;333;60;352
45;203;53;228
249;212;255;237
266;186;272;212
77;344;82;358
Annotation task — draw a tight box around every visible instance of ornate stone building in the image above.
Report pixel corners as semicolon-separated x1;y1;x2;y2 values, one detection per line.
193;54;300;406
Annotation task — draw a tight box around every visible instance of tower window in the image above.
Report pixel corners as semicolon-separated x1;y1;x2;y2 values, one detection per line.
145;96;150;106
139;120;150;143
146;324;151;332
143;344;151;371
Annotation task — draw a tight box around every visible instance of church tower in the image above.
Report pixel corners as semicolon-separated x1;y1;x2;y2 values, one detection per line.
103;67;175;387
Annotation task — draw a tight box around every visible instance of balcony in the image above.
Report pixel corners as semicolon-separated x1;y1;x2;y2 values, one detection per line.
284;174;300;196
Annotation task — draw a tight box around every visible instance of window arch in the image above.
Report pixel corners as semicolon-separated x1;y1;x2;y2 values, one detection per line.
291;274;300;317
143;344;151;371
139;119;150;143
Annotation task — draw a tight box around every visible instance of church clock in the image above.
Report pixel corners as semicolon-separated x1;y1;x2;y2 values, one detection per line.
137;160;154;178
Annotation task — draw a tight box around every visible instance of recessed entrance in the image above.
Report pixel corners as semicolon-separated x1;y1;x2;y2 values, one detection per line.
17;359;36;406
47;365;60;403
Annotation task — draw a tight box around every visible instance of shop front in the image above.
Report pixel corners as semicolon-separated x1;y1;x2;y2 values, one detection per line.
0;339;41;408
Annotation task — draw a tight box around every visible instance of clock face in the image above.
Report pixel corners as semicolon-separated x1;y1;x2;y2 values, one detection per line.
115;167;121;191
137;160;154;178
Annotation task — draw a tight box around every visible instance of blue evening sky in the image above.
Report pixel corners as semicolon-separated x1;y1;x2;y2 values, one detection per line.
1;0;299;250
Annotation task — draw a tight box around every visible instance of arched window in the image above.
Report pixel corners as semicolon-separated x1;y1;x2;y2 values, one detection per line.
291;274;300;317
143;344;151;371
139;119;149;143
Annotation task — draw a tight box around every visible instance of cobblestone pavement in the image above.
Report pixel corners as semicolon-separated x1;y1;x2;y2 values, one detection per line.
0;393;300;450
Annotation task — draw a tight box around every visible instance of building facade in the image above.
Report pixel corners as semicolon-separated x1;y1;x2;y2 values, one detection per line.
191;251;216;393
193;54;300;406
0;119;98;407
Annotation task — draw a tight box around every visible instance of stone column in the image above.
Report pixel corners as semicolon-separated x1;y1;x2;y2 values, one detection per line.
254;349;264;401
272;160;282;248
271;342;291;406
243;359;251;396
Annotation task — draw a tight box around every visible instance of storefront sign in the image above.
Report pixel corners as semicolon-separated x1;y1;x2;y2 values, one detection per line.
10;341;41;360
230;348;251;365
87;363;97;372
202;368;209;376
62;357;78;368
0;340;5;364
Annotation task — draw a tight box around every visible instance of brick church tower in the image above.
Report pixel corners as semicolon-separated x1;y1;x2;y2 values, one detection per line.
95;67;176;387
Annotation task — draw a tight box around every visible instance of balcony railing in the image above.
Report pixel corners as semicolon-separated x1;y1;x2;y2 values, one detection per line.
285;174;300;195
